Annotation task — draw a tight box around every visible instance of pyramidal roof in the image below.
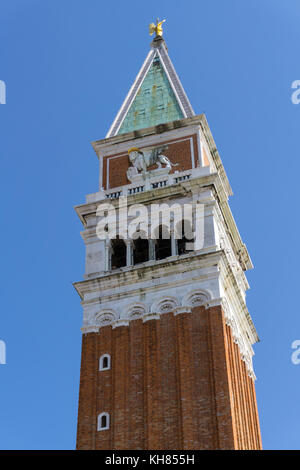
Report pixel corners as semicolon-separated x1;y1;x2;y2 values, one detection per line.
106;36;195;138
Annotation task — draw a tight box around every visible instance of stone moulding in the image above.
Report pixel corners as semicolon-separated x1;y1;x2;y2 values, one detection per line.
173;306;193;315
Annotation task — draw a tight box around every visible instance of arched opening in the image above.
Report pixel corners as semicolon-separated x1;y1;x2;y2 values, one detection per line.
155;225;172;260
176;219;194;255
110;236;126;269
97;412;110;431
102;356;108;369
99;354;111;371
133;230;149;264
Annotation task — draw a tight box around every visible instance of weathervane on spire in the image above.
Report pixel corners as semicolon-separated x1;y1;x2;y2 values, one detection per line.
149;18;166;37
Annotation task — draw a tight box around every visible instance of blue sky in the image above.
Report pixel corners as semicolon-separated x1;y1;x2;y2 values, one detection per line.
0;0;299;450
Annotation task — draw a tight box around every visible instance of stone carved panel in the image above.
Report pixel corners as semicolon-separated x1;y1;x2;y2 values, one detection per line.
125;302;148;320
95;309;118;327
182;289;210;308
151;296;179;314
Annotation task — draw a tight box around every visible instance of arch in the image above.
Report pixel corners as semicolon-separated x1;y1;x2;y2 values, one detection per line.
154;224;172;260
132;230;149;265
95;309;118;327
99;353;111;371
111;236;127;269
97;412;110;431
125;302;148;320
151;296;179;314
182;289;211;308
175;218;194;255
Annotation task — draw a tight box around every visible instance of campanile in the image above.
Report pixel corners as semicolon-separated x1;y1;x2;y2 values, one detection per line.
74;23;262;450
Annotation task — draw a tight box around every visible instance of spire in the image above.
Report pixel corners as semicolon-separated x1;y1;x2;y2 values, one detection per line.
106;26;195;138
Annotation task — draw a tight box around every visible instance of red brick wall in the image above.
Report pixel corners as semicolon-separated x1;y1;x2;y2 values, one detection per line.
224;324;262;449
76;305;262;450
102;135;199;190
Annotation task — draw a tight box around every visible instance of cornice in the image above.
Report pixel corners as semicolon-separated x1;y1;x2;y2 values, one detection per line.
73;249;221;300
92;115;204;154
74;171;218;225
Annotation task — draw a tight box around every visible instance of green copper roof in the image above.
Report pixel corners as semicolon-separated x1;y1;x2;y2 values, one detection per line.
117;56;184;135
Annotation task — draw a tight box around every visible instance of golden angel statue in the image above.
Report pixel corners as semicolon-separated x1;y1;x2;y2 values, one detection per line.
149;18;166;37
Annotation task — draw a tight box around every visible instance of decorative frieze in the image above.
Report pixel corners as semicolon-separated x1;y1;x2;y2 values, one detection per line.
80;288;255;378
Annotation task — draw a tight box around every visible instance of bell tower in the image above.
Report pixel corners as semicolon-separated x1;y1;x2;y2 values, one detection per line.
74;27;262;450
